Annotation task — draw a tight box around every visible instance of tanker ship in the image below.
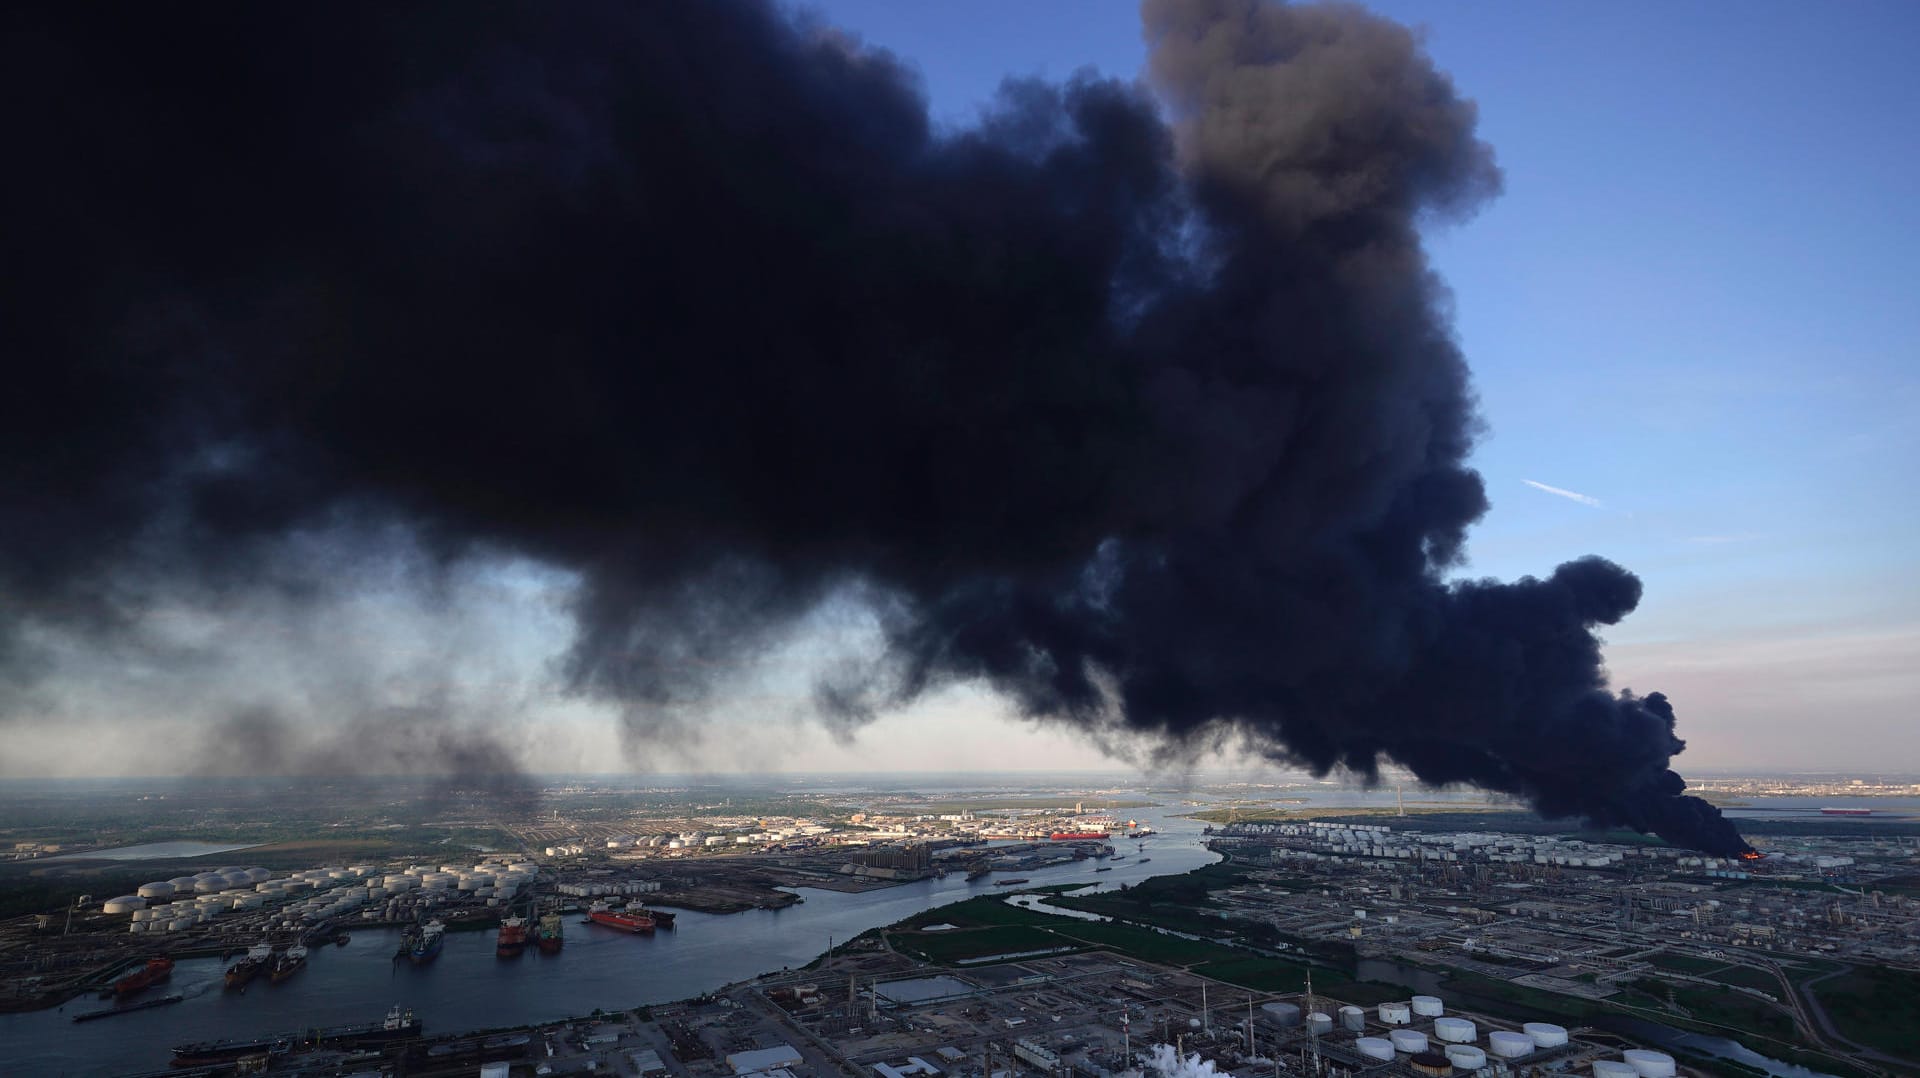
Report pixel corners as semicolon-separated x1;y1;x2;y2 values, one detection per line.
406;920;446;964
536;909;565;953
496;914;528;957
1049;830;1109;841
224;942;273;989
114;956;174;997
587;902;655;933
268;943;308;984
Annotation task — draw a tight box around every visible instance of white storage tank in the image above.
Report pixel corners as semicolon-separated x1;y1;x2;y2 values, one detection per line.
1524;1022;1568;1048
1411;995;1445;1017
1434;1017;1476;1043
192;875;225;894
1488;1032;1533;1059
1593;1062;1639;1078
1378;1002;1412;1025
102;896;145;914
1445;1046;1486;1071
128;921;148;933
1622;1050;1676;1078
1355;1038;1395;1062
1339;1005;1366;1031
246;867;273;883
167;876;198;889
1390;1030;1430;1054
169;916;196;932
1307;1012;1333;1034
136;881;175;900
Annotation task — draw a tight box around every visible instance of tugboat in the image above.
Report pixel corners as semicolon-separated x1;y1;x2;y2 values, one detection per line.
586;901;654;933
535;908;565;954
408;920;446;964
496;914;528;958
114;957;174;997
268;943;308;983
224;941;272;990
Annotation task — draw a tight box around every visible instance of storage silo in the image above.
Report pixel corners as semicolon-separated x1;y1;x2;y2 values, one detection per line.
1487;1032;1532;1059
1622;1050;1675;1078
1355;1038;1395;1062
1523;1023;1568;1048
1389;1030;1429;1054
1434;1018;1476;1043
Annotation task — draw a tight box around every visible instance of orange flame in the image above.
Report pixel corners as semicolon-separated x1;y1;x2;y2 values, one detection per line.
1739;850;1764;861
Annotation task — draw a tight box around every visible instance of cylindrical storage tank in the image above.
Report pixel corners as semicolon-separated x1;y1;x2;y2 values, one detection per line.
1261;1002;1301;1027
129;921;147;933
1378;1002;1412;1025
167;876;198;889
1434;1017;1476;1043
1445;1046;1486;1071
1409;1052;1453;1077
193;876;223;894
137;882;175;900
1355;1038;1395;1062
169;916;195;931
1524;1022;1568;1048
1390;1029;1429;1054
102;896;145;914
1592;1062;1638;1078
1622;1050;1675;1078
1411;995;1444;1017
246;868;272;883
1488;1032;1532;1059
1340;1005;1366;1031
1307;1012;1332;1034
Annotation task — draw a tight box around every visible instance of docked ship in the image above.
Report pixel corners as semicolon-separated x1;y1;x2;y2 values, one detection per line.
1049;831;1110;841
638;906;676;928
994;877;1031;886
1820;807;1874;817
268;943;308;983
535;910;565;953
407;920;446;964
496;914;528;957
224;942;273;989
311;1004;423;1047
171;1033;293;1067
114;956;174;997
587;902;655;933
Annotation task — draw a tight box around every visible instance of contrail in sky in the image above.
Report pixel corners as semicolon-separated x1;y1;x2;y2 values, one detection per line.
1522;479;1604;508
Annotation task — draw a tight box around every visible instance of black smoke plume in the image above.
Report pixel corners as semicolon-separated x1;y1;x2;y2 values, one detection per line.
0;0;1751;853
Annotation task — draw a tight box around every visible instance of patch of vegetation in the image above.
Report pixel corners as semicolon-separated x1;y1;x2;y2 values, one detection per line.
1810;965;1920;1064
889;925;1080;964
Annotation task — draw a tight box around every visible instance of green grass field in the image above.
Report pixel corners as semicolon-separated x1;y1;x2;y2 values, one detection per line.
1810;966;1920;1063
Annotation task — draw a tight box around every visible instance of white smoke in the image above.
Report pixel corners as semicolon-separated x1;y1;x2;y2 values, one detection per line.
1132;1044;1225;1078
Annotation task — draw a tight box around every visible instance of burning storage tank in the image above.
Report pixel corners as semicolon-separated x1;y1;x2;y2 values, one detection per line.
1523;1023;1568;1048
1261;1002;1301;1028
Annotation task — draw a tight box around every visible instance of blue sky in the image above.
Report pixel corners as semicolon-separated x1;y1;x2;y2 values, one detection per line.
791;0;1920;769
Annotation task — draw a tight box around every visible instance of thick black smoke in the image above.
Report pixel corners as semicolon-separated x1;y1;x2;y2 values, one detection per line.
0;0;1751;853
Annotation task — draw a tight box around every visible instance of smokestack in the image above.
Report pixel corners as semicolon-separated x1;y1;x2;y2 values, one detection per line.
0;0;1750;853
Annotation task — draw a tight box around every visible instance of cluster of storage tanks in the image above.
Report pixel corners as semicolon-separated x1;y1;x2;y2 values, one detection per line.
104;867;277;931
1239;822;1634;867
104;859;543;932
1262;994;1673;1077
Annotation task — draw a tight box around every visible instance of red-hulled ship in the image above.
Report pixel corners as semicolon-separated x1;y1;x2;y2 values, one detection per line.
114;957;174;997
587;903;654;933
496;915;529;957
1049;831;1110;841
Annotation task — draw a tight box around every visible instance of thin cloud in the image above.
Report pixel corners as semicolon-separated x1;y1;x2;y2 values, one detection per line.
1687;533;1761;545
1521;479;1604;509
